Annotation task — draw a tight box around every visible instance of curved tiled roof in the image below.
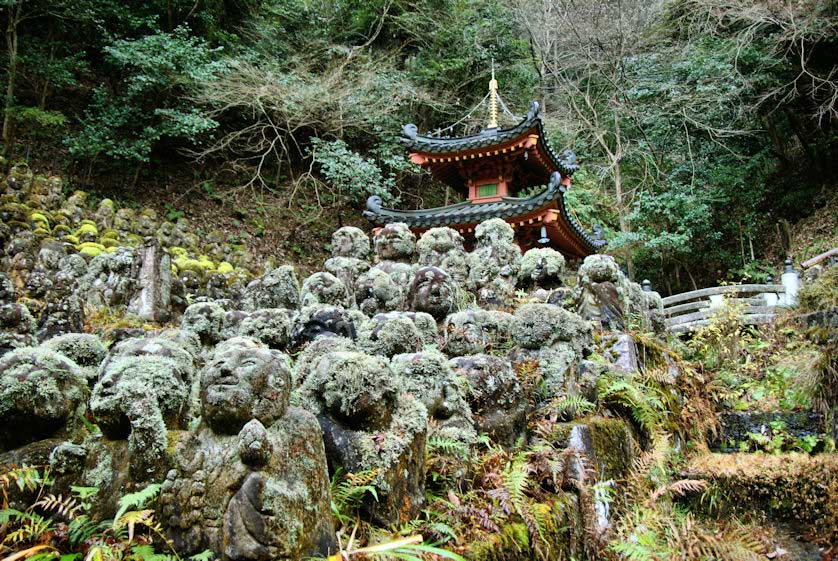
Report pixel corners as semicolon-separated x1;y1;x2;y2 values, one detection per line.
401;102;580;178
364;172;606;255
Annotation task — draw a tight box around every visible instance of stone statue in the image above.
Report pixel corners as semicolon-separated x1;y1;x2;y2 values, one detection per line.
408;266;459;320
160;338;335;561
294;350;427;526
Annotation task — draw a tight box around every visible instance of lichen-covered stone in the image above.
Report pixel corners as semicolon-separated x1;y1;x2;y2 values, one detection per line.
127;238;172;322
0;272;14;303
294;349;427;526
578;254;621;284
416;227;469;284
442;309;512;356
519;248;566;290
357;313;425;357
330;226;370;259
181;301;225;345
0;302;37;356
467;219;521;307
91;355;190;440
390;349;475;444
0;346;88;452
450;354;527;447
289;305;360;350
512;303;593;355
77;247;136;308
237;308;292;350
324;256;369;306
300;271;350;308
408;266;459;320
291;335;358;387
161;338;335;560
373;222;415;262
42;333;107;383
36;292;84;342
242;266;300;311
354;266;404;316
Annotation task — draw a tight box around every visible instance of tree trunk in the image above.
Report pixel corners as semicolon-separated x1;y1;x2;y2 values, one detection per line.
2;2;21;161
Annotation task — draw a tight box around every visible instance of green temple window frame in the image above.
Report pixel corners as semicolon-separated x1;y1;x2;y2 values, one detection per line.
478;183;498;197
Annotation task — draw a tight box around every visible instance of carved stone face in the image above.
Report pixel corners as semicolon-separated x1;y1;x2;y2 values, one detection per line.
373;223;415;261
290;306;357;350
92;355;189;439
519;248;565;290
408;266;457;320
200;343;290;434
331;227;370;260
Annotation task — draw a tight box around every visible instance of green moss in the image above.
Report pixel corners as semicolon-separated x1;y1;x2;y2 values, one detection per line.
100;229;120;240
32;227;51;239
29;211;50;229
100;238;120;248
588;417;639;480
215;261;234;274
77;242;106;257
75;223;99;237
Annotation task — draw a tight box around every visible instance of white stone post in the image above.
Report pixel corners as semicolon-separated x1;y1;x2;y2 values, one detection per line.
781;259;799;306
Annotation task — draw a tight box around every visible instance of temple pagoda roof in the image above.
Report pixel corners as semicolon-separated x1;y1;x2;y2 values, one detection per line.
364;172;606;257
401;102;579;193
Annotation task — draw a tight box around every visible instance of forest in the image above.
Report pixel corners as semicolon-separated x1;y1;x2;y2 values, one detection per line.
1;0;835;290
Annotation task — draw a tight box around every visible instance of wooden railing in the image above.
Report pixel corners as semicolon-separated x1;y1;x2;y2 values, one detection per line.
661;284;787;334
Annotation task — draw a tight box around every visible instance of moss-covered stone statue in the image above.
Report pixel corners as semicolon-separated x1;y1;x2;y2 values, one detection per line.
160;338;336;561
408;266;460;320
390;349;476;445
441;309;513;357
509;303;593;400
356;311;437;357
415;226;469;285
0;347;88;455
450;354;527;447
294;350;427;526
466;218;521;308
242;265;300;311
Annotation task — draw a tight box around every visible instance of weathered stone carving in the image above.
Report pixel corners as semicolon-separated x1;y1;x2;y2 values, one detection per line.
467;218;521;307
450;354;527;447
160;338;335;561
416;226;470;283
408;266;459;320
242;266;300;311
0;347;88;452
294;351;427;525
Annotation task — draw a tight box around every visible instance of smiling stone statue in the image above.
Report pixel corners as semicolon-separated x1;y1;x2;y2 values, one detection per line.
160;338;335;561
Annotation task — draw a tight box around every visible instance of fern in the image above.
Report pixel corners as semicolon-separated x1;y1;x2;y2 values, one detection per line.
113;483;162;527
35;493;83;519
330;469;379;524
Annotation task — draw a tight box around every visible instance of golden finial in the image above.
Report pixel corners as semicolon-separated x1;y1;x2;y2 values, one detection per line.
488;58;498;129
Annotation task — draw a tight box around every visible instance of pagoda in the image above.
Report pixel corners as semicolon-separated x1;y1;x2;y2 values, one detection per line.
363;69;606;259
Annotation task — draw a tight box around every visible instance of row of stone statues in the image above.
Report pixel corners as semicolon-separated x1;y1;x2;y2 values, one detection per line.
1;209;663;560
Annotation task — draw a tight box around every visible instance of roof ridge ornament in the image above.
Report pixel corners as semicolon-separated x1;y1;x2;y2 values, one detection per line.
488;58;499;129
403;123;418;139
527;101;540;121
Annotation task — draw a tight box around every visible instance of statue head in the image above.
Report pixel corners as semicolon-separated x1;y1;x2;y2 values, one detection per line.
373;223;415;261
408;266;458;320
330;227;370;260
0;347;87;451
200;338;291;434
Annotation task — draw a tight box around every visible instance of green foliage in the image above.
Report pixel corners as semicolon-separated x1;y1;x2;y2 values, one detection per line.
66;27;224;163
309;138;398;206
330;469;380;525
